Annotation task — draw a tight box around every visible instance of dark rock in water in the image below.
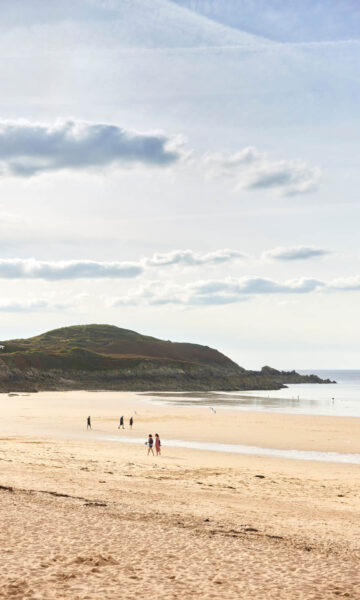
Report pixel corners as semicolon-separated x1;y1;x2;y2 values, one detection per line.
0;324;334;393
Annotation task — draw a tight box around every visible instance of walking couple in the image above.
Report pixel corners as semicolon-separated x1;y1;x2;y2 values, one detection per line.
146;433;161;456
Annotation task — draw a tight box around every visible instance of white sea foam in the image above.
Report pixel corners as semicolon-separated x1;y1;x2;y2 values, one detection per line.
95;434;360;465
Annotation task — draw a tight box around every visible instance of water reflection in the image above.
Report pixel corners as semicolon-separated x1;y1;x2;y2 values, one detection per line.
141;382;360;417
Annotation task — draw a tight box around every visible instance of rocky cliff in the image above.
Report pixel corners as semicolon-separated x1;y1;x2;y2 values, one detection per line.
0;324;333;392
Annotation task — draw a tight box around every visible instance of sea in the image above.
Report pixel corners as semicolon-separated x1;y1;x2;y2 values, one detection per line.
144;370;360;419
98;370;360;463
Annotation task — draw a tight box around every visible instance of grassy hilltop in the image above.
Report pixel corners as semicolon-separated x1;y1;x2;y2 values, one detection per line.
0;324;332;392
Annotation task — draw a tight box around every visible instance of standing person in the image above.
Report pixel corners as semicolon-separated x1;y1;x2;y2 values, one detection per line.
129;416;133;429
155;433;161;456
147;434;154;456
119;416;124;429
87;416;91;430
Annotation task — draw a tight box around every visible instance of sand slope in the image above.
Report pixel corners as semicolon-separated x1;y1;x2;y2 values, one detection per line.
1;437;360;599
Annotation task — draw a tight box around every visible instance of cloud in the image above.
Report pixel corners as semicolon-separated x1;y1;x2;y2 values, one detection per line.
0;120;184;177
112;273;360;307
263;245;331;261
0;121;320;200
203;146;261;178
190;276;323;295
110;275;326;307
0;258;143;280
0;246;338;282
172;0;360;45
203;146;321;195
0;250;244;280
143;248;246;267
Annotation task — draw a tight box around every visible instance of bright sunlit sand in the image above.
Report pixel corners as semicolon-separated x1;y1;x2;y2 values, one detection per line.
1;391;359;599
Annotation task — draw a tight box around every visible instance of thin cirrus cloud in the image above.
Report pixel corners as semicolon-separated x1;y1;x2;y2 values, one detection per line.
110;274;360;307
0;250;245;280
0;119;184;177
203;146;321;196
262;245;331;261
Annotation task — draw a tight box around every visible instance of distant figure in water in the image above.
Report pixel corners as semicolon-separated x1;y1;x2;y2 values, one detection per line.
129;416;133;429
119;416;124;429
147;434;154;456
155;433;161;456
87;416;91;430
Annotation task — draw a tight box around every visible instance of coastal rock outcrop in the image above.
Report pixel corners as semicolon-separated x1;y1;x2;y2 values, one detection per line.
0;324;333;392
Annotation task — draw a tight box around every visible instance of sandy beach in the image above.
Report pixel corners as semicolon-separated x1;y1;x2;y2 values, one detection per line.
1;391;359;599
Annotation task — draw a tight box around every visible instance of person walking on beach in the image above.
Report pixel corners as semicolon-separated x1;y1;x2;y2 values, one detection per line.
87;416;91;430
119;416;124;429
147;434;154;456
129;416;133;429
155;433;161;456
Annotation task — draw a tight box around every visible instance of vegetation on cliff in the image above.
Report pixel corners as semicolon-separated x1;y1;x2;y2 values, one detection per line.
0;324;333;392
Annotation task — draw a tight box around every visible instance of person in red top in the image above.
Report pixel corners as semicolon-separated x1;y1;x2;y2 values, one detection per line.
155;433;161;456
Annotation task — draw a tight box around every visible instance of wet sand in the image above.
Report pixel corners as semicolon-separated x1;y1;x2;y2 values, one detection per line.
0;391;359;599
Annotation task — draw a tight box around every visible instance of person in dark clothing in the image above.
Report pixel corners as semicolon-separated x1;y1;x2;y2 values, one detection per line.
87;416;91;430
147;434;154;456
129;416;133;429
119;416;124;429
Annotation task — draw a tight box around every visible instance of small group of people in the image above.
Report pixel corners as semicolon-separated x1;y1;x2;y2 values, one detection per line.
146;433;161;456
86;415;134;430
118;415;134;429
86;416;162;456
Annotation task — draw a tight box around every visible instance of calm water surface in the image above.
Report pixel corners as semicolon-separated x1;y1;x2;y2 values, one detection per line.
143;370;360;418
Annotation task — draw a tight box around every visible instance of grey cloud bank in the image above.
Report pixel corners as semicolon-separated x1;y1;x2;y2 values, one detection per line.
111;274;360;307
0;121;321;200
0;246;336;281
0;243;340;283
0;251;244;280
204;146;321;196
0;120;183;176
0;259;143;280
143;249;246;267
263;246;331;261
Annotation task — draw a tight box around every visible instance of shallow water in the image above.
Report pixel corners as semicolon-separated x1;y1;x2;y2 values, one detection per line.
143;370;360;418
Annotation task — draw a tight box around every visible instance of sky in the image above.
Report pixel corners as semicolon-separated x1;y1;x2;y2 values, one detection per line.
0;0;359;369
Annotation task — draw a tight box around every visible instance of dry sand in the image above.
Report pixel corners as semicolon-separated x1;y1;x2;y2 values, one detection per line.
0;391;359;599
